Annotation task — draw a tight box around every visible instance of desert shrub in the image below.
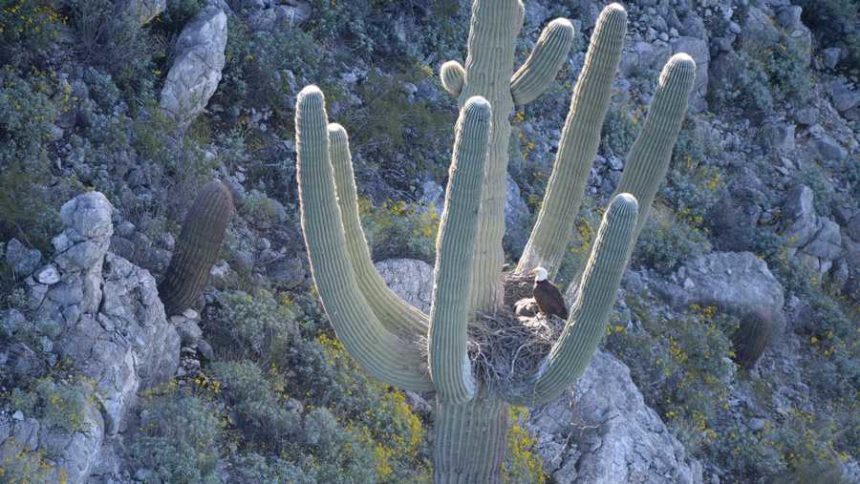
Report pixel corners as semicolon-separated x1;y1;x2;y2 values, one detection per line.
504;407;547;483
606;302;737;455
601;107;638;156
358;197;440;263
632;207;710;274
206;289;298;363
64;0;157;96
0;0;63;68
709;51;774;118
0;441;56;483
10;377;90;433
344;68;454;191
796;0;860;75
0;69;63;249
229;453;310;483
130;393;222;483
210;360;302;450
216;20;335;132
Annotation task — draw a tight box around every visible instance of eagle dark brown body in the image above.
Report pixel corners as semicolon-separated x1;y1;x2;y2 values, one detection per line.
532;267;569;320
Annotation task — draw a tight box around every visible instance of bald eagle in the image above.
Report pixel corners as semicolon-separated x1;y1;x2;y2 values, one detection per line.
531;267;568;320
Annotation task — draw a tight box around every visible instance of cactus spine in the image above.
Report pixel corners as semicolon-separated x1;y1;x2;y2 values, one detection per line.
295;3;695;482
159;180;234;316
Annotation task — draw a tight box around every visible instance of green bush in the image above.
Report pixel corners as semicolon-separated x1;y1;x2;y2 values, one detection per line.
10;377;90;433
607;302;737;455
632;206;710;274
358;198;439;263
206;289;298;363
210;360;302;450
130;393;222;483
0;0;62;68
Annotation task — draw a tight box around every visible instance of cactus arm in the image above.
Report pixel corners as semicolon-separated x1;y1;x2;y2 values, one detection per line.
296;86;433;392
327;123;430;338
510;18;575;105
158;180;234;316
429;97;492;404
440;61;466;97
459;0;523;312
613;54;696;236
506;193;638;406
517;4;627;277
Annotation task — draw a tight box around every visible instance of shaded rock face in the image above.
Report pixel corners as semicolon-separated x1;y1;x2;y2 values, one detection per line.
122;0;166;25
160;7;228;127
529;350;703;484
374;258;434;313
0;192;180;483
782;185;843;274
675;251;785;323
375;258;701;483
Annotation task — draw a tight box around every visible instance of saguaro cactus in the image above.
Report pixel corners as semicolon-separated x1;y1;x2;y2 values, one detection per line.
295;3;695;482
159;180;234;316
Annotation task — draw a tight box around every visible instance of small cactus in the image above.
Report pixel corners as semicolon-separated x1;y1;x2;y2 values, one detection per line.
159;180;234;316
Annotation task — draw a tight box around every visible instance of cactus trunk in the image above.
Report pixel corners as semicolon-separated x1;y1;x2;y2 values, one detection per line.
159;180;234;316
458;0;522;312
295;2;696;480
433;394;508;484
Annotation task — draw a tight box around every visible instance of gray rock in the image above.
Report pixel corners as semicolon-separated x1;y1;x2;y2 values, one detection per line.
677;251;785;323
3;191;181;482
53;192;114;272
847;213;860;242
761;123;795;151
803;219;842;261
740;7;781;47
814;135;847;162
794;107;818;126
160;7;228;127
783;185;817;247
505;174;531;256
122;0;166;25
374;259;434;313
775;6;802;29
823;47;843;70
5;238;42;276
828;80;860;113
672;36;709;111
529;350;703;484
35;265;60;285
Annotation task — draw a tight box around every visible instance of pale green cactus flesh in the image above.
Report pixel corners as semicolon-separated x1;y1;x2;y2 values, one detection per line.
295;2;695;482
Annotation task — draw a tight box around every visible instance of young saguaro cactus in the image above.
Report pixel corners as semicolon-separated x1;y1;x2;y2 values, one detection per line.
295;3;695;482
159;180;234;316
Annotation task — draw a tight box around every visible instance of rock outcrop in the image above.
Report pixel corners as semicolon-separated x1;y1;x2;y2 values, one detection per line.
529;350;703;484
160;7;228;128
0;192;180;483
374;258;434;313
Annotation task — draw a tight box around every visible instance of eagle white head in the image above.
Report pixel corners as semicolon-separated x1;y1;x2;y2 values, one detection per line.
532;266;549;282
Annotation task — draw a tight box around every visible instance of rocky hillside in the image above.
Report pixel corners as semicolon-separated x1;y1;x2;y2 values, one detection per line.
0;0;858;482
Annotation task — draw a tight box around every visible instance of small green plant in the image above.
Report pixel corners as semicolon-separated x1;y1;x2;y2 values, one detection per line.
10;377;91;433
130;392;223;483
358;197;440;262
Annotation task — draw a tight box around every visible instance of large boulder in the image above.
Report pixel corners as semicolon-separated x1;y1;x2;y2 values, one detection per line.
0;192;180;483
782;185;844;273
160;7;228;128
675;251;785;323
529;350;703;483
374;259;434;313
